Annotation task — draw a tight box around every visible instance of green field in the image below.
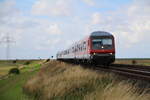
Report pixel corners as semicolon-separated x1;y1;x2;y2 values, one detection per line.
0;60;43;77
0;60;44;100
0;70;36;100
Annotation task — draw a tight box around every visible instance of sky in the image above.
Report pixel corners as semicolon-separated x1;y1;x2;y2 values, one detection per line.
0;0;150;59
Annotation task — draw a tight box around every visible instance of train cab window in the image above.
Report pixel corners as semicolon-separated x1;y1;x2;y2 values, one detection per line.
92;38;112;50
102;39;112;45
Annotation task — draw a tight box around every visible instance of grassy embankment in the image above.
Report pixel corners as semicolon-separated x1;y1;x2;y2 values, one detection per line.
115;58;150;66
24;61;150;100
0;60;44;100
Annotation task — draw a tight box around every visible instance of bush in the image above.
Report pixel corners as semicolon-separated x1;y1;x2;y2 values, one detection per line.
46;59;50;62
132;60;137;65
24;61;30;65
12;60;17;64
9;68;20;75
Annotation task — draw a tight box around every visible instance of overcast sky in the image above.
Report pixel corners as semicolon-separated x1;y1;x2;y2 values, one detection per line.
0;0;150;59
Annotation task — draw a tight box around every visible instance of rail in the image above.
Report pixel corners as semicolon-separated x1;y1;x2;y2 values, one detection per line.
96;64;150;81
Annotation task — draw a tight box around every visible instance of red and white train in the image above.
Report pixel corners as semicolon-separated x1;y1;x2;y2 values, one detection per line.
56;31;115;65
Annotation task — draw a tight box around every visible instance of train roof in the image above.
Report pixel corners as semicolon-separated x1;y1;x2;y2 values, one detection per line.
90;31;113;37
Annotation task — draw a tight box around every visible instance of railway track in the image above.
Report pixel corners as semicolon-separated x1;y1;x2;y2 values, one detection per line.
96;64;150;81
64;61;150;81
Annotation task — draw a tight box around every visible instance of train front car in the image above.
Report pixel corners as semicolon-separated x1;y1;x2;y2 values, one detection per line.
89;31;115;65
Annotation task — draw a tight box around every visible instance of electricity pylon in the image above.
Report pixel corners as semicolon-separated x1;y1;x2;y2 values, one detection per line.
0;33;15;60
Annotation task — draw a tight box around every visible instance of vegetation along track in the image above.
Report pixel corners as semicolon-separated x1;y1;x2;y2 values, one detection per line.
95;64;150;81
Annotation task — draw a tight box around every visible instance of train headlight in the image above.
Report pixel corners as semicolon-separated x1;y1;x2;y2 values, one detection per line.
94;53;96;55
109;53;113;55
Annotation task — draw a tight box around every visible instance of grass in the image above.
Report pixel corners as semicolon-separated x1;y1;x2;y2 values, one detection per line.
0;60;44;100
0;60;44;77
0;66;15;76
0;60;149;100
0;71;36;100
23;61;150;100
115;58;150;66
84;82;149;100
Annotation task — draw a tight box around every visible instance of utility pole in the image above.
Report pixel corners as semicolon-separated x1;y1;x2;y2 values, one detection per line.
0;33;15;60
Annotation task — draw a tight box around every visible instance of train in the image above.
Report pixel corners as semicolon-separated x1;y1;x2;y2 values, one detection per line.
56;31;115;65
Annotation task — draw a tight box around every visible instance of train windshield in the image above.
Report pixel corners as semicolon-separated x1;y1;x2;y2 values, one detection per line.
92;38;112;50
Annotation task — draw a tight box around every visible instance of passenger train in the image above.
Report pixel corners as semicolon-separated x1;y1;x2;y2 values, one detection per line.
56;31;115;65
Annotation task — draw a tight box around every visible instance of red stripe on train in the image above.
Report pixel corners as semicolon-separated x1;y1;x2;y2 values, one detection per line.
89;49;115;54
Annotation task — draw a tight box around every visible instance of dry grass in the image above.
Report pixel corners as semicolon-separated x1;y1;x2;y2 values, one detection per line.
84;82;150;100
23;61;150;100
0;66;15;76
115;59;150;66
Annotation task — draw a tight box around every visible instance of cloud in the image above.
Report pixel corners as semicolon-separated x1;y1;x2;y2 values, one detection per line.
0;0;17;18
0;0;66;59
0;0;21;44
91;12;102;25
82;0;95;6
31;0;72;16
47;24;63;35
119;0;150;47
0;0;150;58
88;0;150;48
36;38;61;50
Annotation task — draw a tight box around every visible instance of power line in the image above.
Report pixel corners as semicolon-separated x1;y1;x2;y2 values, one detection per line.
0;33;15;60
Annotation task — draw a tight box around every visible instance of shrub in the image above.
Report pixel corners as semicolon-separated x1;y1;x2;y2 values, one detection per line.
9;68;20;75
12;60;17;64
24;61;30;65
132;60;137;65
46;59;50;62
